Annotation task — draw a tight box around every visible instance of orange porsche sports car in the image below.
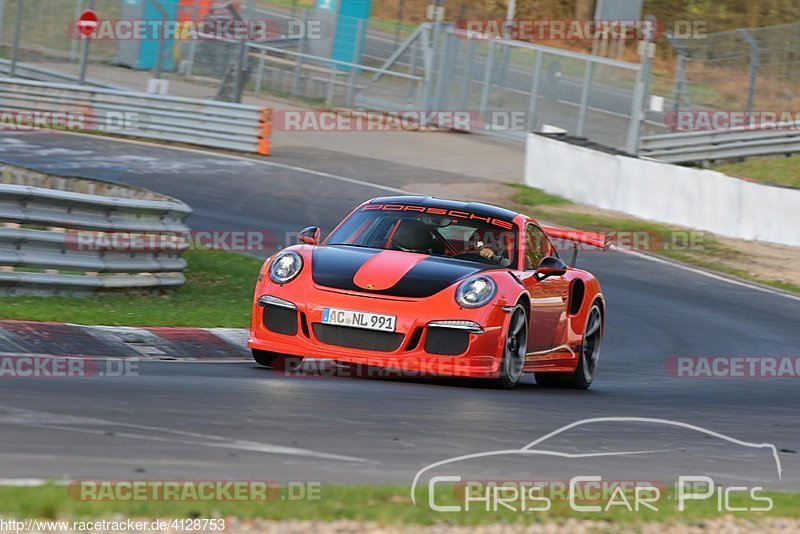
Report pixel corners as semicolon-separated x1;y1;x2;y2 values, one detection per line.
249;196;609;389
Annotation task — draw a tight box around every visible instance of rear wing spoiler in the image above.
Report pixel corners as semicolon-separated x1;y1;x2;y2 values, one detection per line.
541;226;612;266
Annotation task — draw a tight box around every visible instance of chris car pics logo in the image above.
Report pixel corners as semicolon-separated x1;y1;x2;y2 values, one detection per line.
412;417;781;514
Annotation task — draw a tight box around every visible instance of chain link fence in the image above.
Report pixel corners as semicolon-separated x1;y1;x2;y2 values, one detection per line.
0;0;121;78
0;0;656;152
668;21;800;114
432;28;644;149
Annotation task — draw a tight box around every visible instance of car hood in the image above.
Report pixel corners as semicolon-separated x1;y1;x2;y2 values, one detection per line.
311;245;492;298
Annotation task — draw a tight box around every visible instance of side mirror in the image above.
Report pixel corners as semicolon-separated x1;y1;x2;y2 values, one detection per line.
535;256;567;280
298;226;320;245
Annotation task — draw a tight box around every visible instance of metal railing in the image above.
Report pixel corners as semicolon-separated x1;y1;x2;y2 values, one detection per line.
0;181;192;296
431;24;649;150
0;77;271;154
639;122;800;163
247;41;424;109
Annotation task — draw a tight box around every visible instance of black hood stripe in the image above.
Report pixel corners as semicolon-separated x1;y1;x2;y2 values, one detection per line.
311;245;490;298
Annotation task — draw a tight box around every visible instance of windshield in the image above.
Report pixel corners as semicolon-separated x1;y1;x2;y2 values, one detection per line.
325;206;519;267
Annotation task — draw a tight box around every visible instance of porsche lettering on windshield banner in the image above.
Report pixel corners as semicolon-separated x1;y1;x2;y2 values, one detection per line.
362;203;515;230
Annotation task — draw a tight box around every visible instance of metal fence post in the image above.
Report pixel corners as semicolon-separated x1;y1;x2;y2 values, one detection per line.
346;18;364;107
526;50;543;132
184;0;200;77
407;35;418;103
626;41;653;155
232;0;256;103
149;0;169;80
0;0;5;59
255;49;266;94
326;69;336;106
394;0;404;46
670;52;686;130
78;0;96;84
68;0;82;62
478;41;496;118
433;28;456;110
9;0;23;77
423;0;443;121
576;57;594;137
420;24;433;114
738;29;760;112
291;9;309;96
460;40;476;109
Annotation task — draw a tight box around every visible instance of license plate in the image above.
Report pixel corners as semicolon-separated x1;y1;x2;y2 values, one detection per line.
322;307;396;332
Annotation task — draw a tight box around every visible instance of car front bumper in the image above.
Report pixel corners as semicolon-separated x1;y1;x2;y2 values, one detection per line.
248;283;511;378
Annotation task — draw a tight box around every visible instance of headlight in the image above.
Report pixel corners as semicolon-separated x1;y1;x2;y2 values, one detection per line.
455;275;497;308
269;251;303;284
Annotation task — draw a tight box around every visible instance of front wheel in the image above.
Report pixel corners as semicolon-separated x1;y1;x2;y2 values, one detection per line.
493;305;528;389
251;349;304;371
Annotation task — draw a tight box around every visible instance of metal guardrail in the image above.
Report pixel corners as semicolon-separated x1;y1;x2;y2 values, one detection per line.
0;77;272;155
639;123;800;163
0;183;193;296
0;59;124;90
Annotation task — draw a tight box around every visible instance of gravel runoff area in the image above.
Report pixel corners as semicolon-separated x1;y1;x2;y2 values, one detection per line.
6;518;800;533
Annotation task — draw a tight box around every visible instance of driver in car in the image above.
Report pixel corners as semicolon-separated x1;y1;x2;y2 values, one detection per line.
468;229;512;267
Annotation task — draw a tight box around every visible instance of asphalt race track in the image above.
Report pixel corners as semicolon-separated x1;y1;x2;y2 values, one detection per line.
0;131;798;491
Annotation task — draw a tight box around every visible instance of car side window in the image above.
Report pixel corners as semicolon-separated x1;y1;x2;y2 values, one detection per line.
525;224;553;270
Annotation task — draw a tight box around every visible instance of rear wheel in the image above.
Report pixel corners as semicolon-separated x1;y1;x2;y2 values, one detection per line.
493;305;528;389
251;349;304;371
535;303;603;389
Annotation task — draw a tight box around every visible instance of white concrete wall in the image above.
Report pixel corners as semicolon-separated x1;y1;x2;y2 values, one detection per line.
524;134;800;247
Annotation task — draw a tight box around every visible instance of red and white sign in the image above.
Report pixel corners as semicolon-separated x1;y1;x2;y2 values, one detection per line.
77;10;99;37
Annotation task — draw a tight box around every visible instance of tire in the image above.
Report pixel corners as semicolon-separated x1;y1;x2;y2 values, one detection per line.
251;349;304;371
534;302;603;390
493;304;528;389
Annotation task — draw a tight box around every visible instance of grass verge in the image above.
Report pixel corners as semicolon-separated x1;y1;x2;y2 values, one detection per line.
712;155;800;189
0;484;798;526
0;251;263;328
509;184;800;295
